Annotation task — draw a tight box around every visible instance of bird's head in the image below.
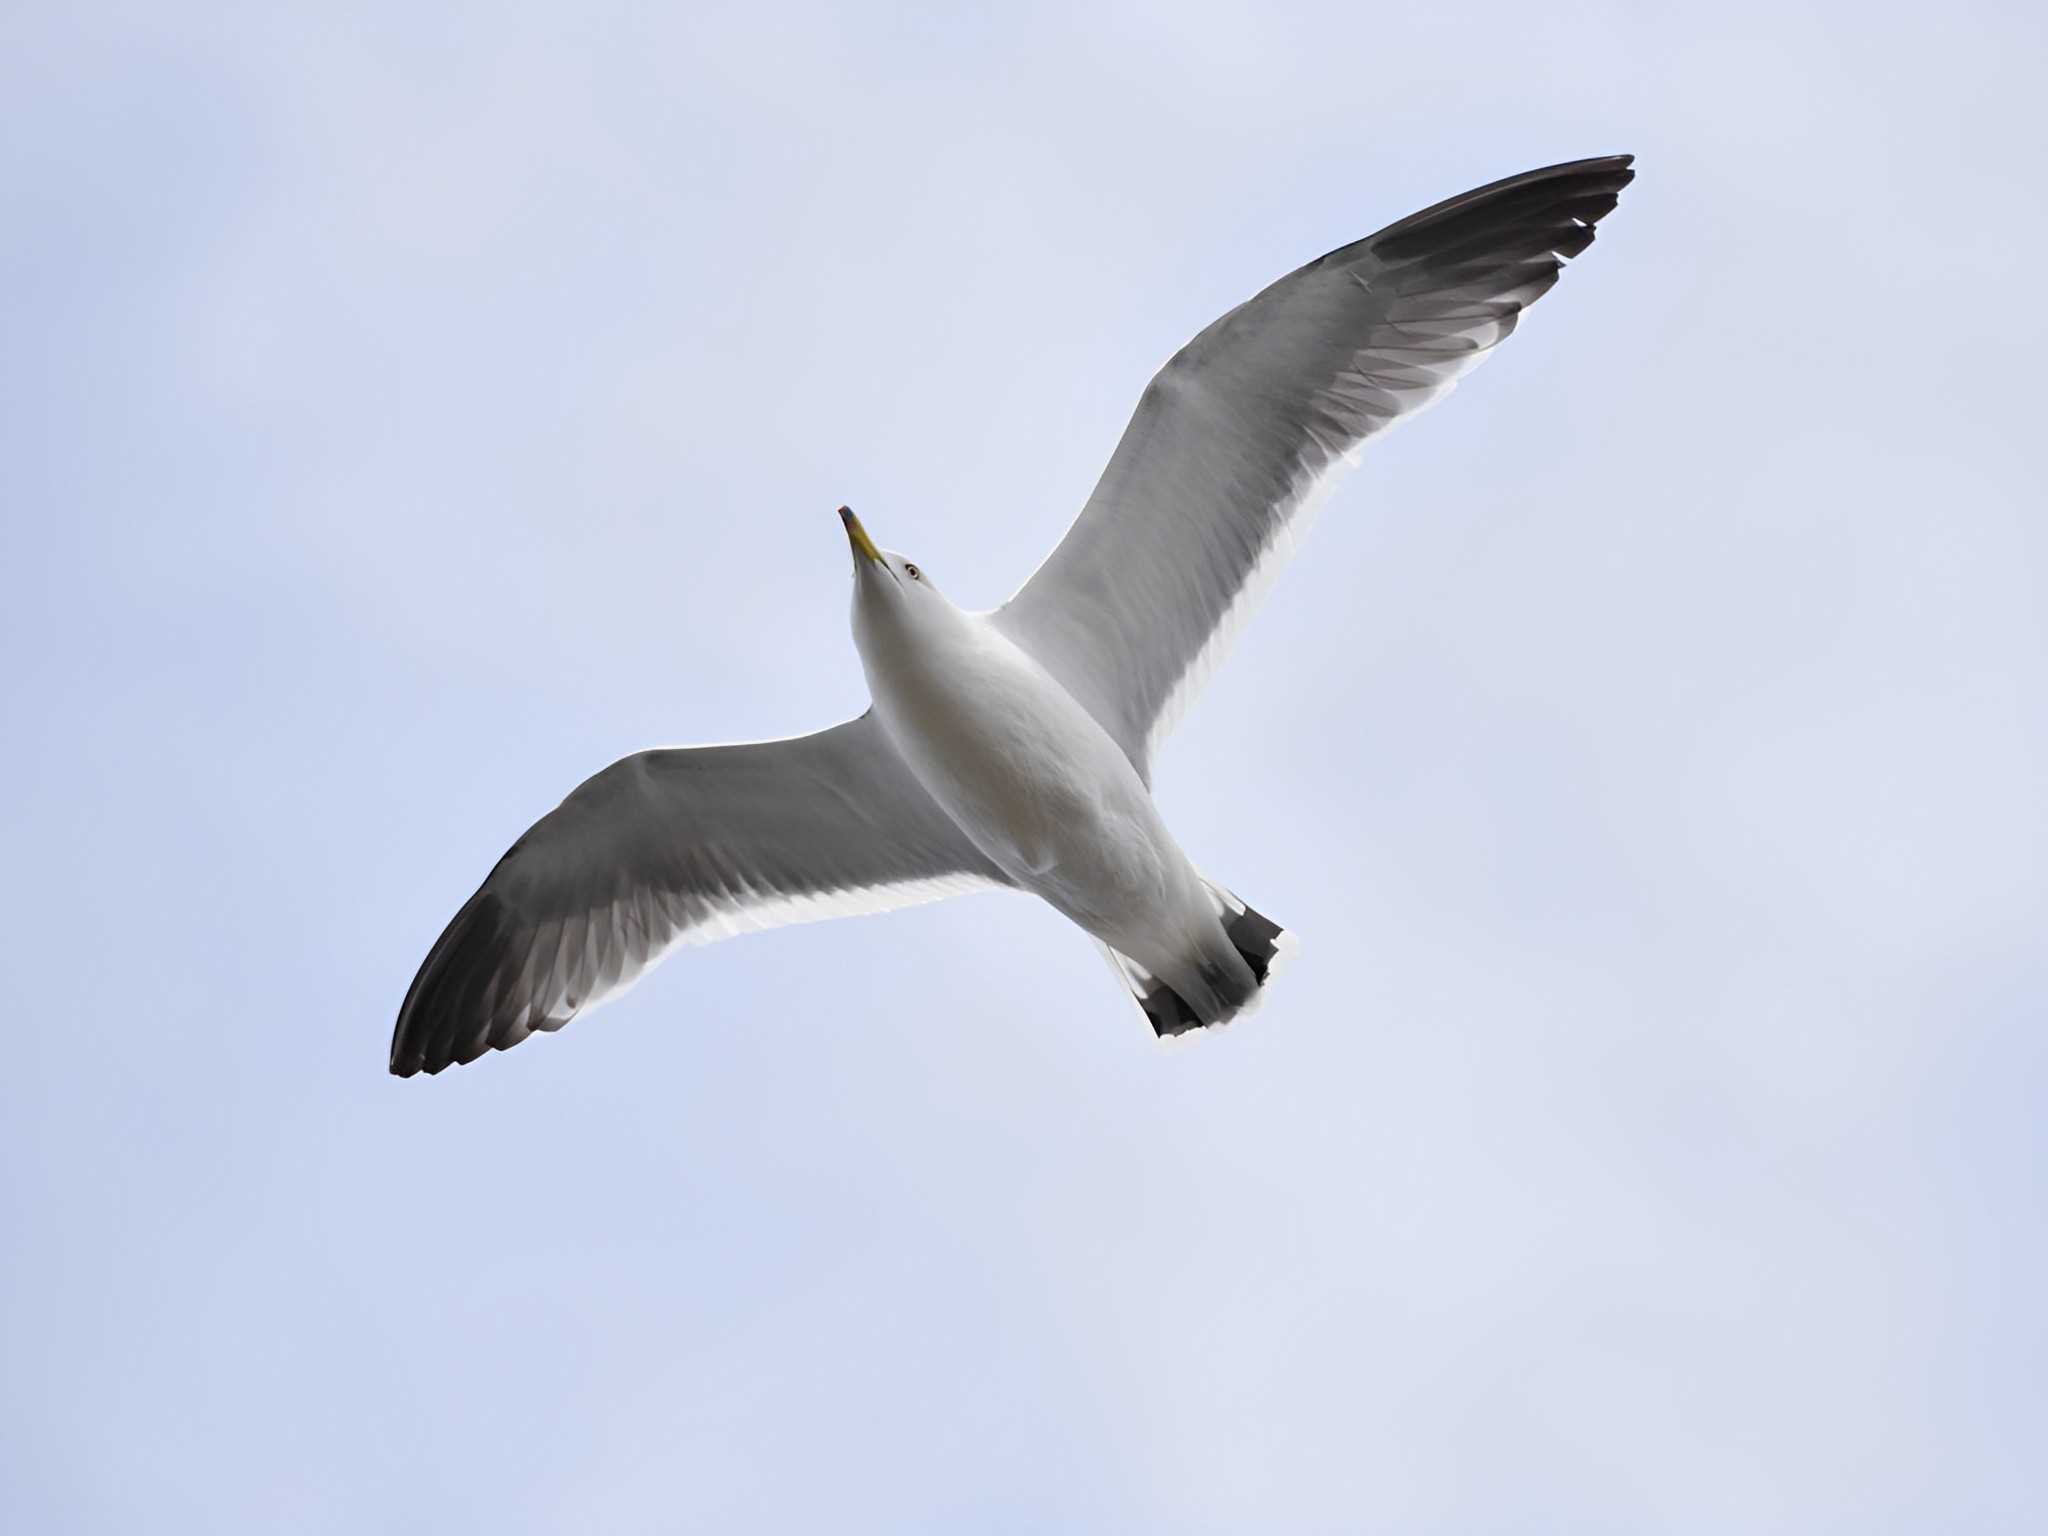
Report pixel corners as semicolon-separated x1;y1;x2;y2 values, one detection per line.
840;505;953;649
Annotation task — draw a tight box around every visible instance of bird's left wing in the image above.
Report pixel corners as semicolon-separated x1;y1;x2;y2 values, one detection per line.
390;712;1006;1075
992;155;1635;779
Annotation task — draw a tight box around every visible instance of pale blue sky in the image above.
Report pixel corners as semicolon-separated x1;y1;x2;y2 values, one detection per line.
5;2;2044;1529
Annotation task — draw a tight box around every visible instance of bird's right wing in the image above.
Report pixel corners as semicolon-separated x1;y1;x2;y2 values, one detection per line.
390;712;1007;1076
993;155;1635;779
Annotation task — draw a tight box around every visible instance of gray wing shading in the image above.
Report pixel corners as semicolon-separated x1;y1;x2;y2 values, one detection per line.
992;154;1635;777
390;712;1007;1076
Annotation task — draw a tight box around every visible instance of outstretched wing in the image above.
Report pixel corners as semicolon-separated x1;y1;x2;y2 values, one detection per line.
390;712;1006;1076
993;154;1635;777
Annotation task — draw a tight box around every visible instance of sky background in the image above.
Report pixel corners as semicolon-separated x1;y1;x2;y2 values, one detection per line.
5;2;2045;1529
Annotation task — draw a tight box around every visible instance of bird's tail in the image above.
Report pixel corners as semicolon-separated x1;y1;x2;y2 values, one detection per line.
1097;883;1298;1038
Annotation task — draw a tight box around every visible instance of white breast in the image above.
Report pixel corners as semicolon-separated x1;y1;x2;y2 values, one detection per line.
859;606;1185;926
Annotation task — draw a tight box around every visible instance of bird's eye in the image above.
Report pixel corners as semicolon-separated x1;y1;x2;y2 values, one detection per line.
905;563;921;580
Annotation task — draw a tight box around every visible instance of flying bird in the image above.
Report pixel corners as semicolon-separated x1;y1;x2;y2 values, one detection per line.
390;154;1635;1076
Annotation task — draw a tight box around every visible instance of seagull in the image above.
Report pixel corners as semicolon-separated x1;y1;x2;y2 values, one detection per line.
390;154;1635;1076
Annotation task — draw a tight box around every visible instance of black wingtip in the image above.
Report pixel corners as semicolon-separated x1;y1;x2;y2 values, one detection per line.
1354;153;1638;283
389;890;513;1079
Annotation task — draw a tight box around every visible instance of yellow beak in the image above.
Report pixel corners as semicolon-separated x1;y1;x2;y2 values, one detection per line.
838;505;884;566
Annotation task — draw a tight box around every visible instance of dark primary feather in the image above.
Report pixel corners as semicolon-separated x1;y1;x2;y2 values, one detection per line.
390;713;1007;1077
995;154;1636;775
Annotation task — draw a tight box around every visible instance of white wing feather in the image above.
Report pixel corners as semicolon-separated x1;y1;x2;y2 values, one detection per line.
994;155;1635;777
391;712;1006;1075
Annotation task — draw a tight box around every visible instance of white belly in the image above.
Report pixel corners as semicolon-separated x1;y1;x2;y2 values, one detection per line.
864;613;1197;938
